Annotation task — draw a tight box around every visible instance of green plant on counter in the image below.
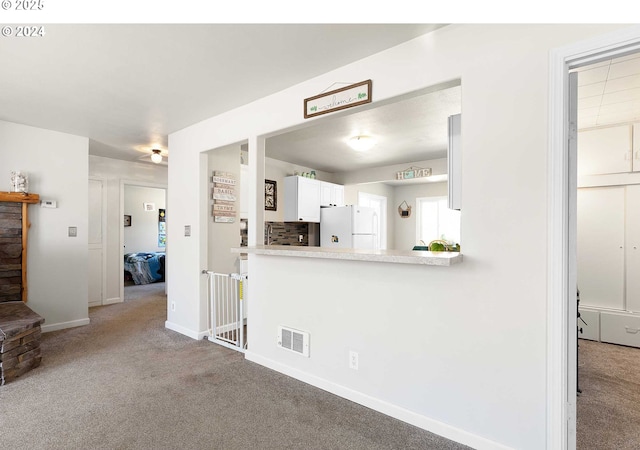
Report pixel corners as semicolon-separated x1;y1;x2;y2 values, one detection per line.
428;239;460;252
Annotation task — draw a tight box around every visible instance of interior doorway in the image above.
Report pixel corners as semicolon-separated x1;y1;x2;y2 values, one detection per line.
551;26;640;450
572;50;640;449
120;182;167;303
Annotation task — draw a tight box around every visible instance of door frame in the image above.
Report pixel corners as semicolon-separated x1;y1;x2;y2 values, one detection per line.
548;25;640;449
120;180;168;303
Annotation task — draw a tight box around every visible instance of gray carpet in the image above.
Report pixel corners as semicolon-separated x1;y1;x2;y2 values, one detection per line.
0;282;470;450
577;339;640;449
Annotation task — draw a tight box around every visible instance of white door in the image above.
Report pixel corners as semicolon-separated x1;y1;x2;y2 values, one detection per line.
297;177;321;222
577;186;626;310
626;185;640;312
88;178;105;307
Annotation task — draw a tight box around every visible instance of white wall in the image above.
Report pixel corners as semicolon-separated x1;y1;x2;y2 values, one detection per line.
207;143;242;274
123;185;166;254
89;155;167;303
0;120;89;331
167;24;628;450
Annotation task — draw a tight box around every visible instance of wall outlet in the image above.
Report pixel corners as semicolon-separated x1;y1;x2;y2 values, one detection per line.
299;234;304;243
68;226;77;237
171;302;176;312
349;350;359;370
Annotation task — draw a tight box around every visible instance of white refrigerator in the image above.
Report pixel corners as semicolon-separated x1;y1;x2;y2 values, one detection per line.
320;205;377;249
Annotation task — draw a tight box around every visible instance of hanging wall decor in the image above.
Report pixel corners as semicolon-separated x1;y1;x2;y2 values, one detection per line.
265;179;277;211
158;209;166;247
398;200;411;218
211;171;237;223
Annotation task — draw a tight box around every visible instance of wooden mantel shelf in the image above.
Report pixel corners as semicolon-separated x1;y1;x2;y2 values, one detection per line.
0;192;39;303
0;192;40;204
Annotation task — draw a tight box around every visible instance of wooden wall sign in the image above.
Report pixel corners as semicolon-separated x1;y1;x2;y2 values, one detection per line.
0;192;40;303
211;171;237;223
304;80;372;119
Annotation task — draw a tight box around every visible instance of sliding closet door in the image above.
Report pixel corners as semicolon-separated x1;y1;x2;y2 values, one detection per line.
626;185;640;312
577;186;626;310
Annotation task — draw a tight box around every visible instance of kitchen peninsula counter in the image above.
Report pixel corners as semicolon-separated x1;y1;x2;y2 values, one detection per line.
232;245;462;266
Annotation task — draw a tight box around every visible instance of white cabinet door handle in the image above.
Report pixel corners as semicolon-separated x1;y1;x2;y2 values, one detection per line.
625;326;640;334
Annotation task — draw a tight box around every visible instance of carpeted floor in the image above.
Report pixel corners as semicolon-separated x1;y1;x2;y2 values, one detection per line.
0;282;470;450
577;338;640;449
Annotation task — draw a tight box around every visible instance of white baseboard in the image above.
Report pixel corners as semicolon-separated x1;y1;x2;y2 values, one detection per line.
103;297;121;305
164;321;208;340
244;351;511;450
41;318;90;333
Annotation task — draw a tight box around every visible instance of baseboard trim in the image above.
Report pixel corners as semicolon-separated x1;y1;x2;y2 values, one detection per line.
42;318;90;333
164;321;206;340
103;297;121;305
244;351;511;450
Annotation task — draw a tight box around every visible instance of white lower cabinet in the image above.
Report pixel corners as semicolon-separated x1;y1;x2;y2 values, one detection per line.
578;184;640;347
600;311;640;348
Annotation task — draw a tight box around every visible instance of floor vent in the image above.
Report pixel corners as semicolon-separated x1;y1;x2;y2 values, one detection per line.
277;326;309;357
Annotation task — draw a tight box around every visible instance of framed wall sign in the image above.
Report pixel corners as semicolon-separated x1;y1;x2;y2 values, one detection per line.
304;80;372;119
265;179;277;211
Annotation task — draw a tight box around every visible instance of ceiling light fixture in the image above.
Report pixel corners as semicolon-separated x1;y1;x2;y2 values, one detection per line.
348;135;376;152
151;149;162;164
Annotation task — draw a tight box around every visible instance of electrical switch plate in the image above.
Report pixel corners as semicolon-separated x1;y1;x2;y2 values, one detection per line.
40;200;57;208
349;350;359;370
68;226;77;237
184;225;191;237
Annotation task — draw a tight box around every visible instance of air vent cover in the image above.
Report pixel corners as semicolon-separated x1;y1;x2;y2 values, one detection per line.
277;326;309;357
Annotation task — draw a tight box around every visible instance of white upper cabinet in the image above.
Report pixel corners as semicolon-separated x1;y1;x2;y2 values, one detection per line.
320;181;344;207
577;124;633;176
284;176;321;222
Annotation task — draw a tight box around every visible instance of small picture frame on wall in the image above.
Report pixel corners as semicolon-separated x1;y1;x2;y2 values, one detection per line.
124;215;132;227
265;179;277;211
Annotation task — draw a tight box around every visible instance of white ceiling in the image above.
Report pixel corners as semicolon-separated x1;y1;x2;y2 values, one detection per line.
576;51;640;129
266;82;462;173
0;24;446;165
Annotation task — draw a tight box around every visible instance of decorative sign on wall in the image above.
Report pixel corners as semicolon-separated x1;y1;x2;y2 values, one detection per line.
398;200;412;218
304;80;372;119
211;171;237;223
396;166;432;181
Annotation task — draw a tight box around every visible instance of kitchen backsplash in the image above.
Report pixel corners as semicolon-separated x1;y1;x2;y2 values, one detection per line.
265;221;308;246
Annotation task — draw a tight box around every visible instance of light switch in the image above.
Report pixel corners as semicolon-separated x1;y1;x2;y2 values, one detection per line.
68;226;77;237
41;200;57;208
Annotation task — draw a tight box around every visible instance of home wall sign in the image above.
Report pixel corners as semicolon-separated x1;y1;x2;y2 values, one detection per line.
304;80;372;119
396;166;432;181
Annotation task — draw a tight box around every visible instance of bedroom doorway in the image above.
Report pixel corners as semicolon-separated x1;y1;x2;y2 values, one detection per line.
121;182;167;302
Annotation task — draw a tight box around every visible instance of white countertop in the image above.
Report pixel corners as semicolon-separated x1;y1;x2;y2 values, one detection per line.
231;245;462;266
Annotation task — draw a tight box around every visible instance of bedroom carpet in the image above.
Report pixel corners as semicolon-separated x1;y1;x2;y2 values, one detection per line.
577;339;640;449
0;283;470;450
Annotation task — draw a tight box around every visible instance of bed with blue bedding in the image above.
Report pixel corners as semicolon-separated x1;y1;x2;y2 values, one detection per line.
124;252;165;285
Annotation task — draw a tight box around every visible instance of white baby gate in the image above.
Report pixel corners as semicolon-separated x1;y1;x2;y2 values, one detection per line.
205;272;247;352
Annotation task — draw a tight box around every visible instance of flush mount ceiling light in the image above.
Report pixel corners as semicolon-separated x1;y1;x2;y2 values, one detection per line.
151;149;163;164
347;135;376;152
